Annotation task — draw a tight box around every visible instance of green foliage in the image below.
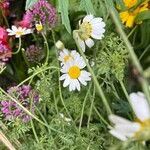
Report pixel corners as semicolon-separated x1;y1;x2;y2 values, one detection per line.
25;0;38;10
80;0;95;15
58;0;71;34
97;33;129;81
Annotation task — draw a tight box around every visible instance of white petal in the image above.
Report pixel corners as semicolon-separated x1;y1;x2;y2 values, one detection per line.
63;76;71;87
90;18;105;27
115;123;140;137
83;14;94;23
109;114;133;125
85;38;94;48
59;74;67;80
77;35;86;52
74;79;81;91
109;129;127;141
129;92;150;121
78;76;87;86
91;32;104;40
12;25;17;31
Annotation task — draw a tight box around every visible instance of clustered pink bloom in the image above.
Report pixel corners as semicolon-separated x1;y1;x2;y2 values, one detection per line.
1;85;39;123
0;27;11;65
19;0;57;28
0;0;9;16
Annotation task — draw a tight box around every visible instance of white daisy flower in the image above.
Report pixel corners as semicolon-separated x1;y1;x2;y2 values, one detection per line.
109;92;150;141
7;25;33;38
77;14;106;52
60;57;91;91
58;49;80;66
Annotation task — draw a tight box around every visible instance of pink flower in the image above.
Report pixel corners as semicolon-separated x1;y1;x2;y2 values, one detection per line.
0;27;8;42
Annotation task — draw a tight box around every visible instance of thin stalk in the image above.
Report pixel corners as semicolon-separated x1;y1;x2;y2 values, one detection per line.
51;30;79;133
41;32;50;65
87;85;95;129
0;130;16;150
105;0;150;103
79;83;92;132
36;107;51;134
139;44;150;61
73;31;112;115
17;66;59;87
30;120;39;143
12;38;21;54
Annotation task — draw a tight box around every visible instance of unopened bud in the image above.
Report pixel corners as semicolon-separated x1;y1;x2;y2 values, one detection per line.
55;40;64;50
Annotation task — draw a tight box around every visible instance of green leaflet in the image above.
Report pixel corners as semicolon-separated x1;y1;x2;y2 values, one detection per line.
135;10;150;23
58;0;71;34
80;0;95;15
25;0;38;10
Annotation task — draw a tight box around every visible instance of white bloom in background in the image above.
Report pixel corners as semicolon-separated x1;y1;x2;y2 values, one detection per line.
59;113;72;123
59;49;80;65
55;40;65;50
109;92;150;141
77;14;105;52
60;57;91;91
7;25;33;38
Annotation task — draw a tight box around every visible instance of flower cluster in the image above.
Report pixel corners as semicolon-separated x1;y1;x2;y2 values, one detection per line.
0;27;11;67
19;0;57;28
56;41;91;91
1;85;39;122
0;0;9;16
25;44;44;63
118;0;149;28
109;92;150;141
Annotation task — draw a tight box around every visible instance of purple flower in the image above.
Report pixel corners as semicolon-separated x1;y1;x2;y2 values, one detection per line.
25;45;44;63
1;85;39;123
21;0;57;28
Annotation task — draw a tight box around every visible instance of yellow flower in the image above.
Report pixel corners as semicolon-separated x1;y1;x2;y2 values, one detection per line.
123;0;137;8
120;2;148;28
35;22;43;32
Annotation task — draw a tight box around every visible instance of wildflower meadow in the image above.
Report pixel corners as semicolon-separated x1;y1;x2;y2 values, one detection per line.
0;0;150;149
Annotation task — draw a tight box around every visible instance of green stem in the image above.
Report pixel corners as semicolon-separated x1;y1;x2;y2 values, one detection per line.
17;66;59;87
139;44;150;61
105;0;150;103
87;85;95;129
51;30;79;133
30;120;39;143
79;83;92;132
73;31;112;115
12;38;22;54
41;32;50;65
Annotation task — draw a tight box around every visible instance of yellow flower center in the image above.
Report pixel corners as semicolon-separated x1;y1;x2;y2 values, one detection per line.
123;0;137;8
36;23;43;31
79;22;92;40
134;119;150;140
64;55;73;62
68;66;81;79
16;31;24;36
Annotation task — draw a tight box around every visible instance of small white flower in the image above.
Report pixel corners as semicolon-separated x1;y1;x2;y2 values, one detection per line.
109;92;150;141
59;113;72;123
7;25;33;38
77;14;105;52
60;57;91;91
58;49;80;66
55;40;65;50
